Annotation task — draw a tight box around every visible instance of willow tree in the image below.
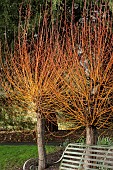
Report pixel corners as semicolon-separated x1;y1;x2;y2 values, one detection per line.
0;4;58;170
50;0;113;145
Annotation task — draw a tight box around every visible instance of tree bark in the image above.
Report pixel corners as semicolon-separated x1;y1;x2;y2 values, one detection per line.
84;125;98;169
37;111;47;170
86;125;98;145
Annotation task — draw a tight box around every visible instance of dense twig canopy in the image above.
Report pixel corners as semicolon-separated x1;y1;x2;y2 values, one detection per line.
49;0;113;131
0;7;57;116
0;0;113;132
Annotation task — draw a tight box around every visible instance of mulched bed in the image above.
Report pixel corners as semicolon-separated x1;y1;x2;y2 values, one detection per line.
18;149;63;170
45;150;63;170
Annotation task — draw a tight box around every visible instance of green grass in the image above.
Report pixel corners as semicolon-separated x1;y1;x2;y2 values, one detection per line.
0;144;60;170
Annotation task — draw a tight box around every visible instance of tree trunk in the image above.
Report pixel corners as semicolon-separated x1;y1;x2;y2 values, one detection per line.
84;125;98;169
86;125;98;145
37;111;47;170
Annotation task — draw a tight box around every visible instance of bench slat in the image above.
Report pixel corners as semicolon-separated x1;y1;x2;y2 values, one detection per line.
60;167;75;170
61;162;79;168
62;159;82;164
64;155;83;159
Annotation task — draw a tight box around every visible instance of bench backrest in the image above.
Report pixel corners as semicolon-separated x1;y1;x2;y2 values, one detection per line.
60;143;113;170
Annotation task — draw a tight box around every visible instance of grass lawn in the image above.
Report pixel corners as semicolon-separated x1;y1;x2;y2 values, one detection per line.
0;144;60;170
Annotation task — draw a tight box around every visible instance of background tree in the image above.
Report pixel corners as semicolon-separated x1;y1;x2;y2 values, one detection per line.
50;0;113;145
0;0;46;47
1;0;112;48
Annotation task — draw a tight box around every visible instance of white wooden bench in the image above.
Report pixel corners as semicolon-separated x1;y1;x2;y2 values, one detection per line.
57;143;113;170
